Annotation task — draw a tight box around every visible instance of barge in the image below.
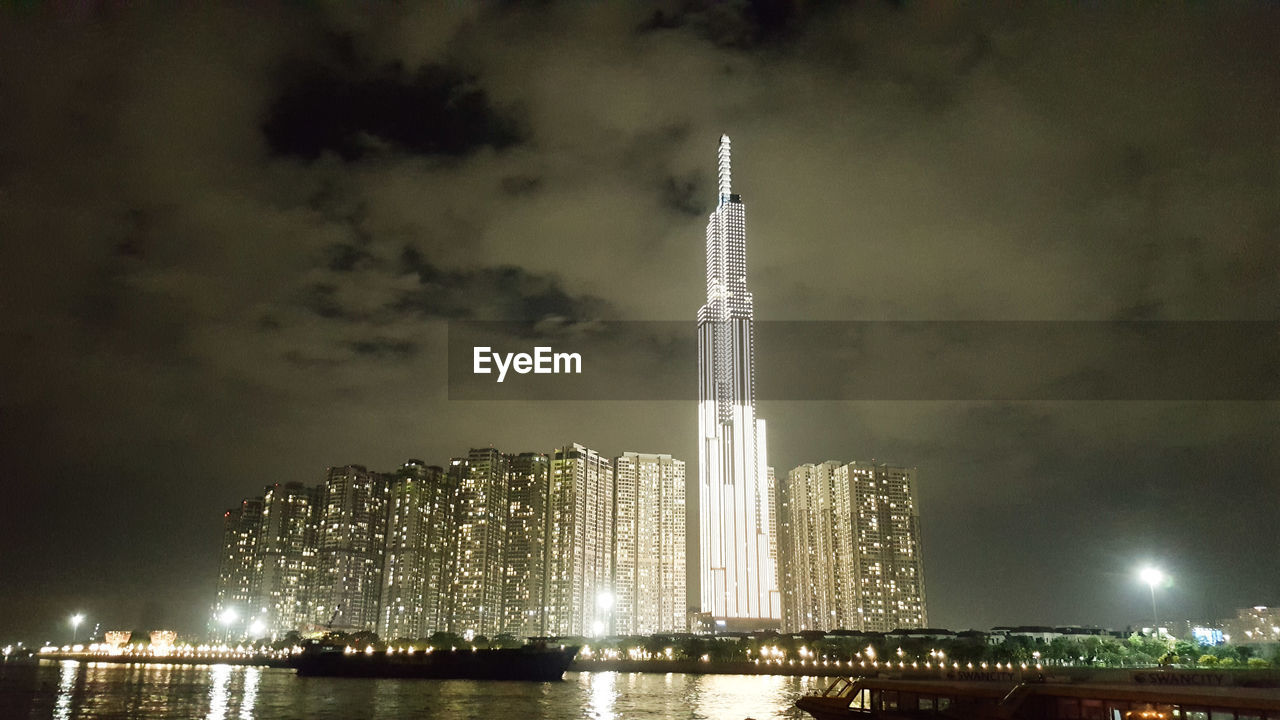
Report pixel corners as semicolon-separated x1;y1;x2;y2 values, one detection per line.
292;640;579;681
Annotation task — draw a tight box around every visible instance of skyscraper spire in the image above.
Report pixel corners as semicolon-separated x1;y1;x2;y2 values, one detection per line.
717;134;732;202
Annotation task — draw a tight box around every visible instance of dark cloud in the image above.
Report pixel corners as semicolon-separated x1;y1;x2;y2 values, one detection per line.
348;338;419;359
264;59;523;162
642;0;836;48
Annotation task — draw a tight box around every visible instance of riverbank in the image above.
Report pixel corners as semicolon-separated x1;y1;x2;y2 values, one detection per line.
569;659;1280;686
17;652;286;667
570;657;845;677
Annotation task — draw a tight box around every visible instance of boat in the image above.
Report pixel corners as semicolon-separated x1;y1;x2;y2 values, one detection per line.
292;639;579;681
795;671;1280;720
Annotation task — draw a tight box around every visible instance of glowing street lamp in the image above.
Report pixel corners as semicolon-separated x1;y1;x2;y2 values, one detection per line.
595;591;614;637
1139;567;1164;632
69;614;85;645
219;607;238;643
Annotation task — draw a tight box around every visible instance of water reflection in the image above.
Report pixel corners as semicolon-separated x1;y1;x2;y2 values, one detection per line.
12;662;830;720
586;670;616;720
707;674;783;718
53;660;78;720
240;667;259;720
206;664;231;720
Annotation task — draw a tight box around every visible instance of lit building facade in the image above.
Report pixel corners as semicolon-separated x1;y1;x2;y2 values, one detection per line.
779;461;928;632
614;452;687;634
502;452;550;637
697;135;779;624
313;465;389;631
783;461;846;631
447;448;510;638
379;460;444;640
1224;607;1280;645
546;443;614;637
213;496;263;629
255;482;321;636
421;460;459;636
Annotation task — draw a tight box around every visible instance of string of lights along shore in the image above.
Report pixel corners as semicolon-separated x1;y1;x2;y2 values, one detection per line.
210;137;930;642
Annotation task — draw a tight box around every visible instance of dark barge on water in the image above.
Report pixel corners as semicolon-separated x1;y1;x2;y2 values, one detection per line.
796;670;1280;720
291;639;579;681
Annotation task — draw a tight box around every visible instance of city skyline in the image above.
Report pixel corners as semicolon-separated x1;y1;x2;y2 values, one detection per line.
1;2;1276;642
209;443;694;642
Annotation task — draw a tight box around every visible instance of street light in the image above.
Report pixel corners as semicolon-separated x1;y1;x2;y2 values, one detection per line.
219;607;238;643
595;591;613;637
1139;567;1164;633
69;613;85;645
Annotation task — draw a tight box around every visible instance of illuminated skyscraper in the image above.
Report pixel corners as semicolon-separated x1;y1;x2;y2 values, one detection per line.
256;482;321;636
613;452;686;634
213;496;263;635
546;443;614;637
782;461;846;631
501;452;550;637
843;462;927;632
779;461;928;632
313;465;389;632
697;135;779;624
447;448;510;638
379;460;444;640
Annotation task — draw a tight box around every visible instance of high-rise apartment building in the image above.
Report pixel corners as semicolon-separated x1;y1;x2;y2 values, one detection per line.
256;482;321;636
783;461;847;631
546;443;614;637
379;460;444;640
448;448;510;638
844;462;927;632
313;465;389;631
502;452;550;637
697;135;779;625
213;497;263;628
774;469;797;629
421;460;459;636
778;461;928;632
613;452;686;635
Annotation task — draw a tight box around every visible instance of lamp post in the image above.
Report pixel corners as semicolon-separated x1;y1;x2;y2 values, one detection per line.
69;613;85;645
219;607;238;644
595;590;614;637
1139;567;1163;634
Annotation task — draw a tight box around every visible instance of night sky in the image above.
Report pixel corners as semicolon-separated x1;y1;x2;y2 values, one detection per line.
1;1;1276;642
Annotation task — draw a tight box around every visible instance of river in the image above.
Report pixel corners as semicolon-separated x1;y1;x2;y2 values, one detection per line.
0;660;837;719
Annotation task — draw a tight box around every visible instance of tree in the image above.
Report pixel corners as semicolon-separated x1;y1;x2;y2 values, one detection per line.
1198;654;1219;666
427;631;462;649
350;630;379;648
1210;644;1240;662
1173;640;1197;664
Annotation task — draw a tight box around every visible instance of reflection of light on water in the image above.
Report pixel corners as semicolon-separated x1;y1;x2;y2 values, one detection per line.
239;667;259;720
53;660;77;720
588;670;617;720
693;674;816;720
206;664;231;720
